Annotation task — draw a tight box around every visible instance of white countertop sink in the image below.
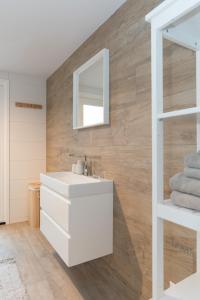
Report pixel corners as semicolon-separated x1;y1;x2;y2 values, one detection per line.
40;172;113;198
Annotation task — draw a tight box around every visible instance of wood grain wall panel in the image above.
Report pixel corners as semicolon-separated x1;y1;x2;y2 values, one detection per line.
47;0;196;299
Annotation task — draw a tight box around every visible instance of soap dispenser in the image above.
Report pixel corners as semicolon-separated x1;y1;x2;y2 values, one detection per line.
76;160;84;175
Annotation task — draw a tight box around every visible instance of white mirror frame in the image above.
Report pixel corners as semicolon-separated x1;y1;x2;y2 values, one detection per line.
73;48;109;129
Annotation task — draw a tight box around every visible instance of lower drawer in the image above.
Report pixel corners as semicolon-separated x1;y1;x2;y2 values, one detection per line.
40;210;70;265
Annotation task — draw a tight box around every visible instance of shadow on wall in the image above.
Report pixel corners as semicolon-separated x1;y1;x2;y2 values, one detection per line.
54;185;143;300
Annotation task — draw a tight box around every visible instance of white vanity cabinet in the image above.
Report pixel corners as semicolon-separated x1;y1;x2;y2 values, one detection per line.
40;172;113;267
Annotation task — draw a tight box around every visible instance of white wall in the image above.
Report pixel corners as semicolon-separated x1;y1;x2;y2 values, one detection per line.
0;71;46;223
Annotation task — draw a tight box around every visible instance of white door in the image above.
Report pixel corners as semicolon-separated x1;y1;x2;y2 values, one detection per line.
0;80;9;224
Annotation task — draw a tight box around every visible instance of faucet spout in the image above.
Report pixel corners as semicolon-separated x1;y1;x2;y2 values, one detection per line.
84;155;89;176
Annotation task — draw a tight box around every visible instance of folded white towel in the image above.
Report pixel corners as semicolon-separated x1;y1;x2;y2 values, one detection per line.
184;151;200;169
170;172;200;197
184;167;200;180
171;191;200;211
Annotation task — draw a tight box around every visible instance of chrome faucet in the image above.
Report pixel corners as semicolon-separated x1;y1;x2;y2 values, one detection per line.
84;155;88;176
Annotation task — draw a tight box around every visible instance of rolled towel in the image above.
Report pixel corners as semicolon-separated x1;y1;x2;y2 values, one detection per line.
170;172;200;197
185;151;200;169
184;167;200;180
171;191;200;211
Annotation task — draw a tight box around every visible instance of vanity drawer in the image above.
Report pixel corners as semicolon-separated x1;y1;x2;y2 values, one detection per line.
40;210;70;265
40;185;70;232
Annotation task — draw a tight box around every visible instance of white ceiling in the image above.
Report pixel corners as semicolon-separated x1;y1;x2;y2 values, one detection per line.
0;0;126;77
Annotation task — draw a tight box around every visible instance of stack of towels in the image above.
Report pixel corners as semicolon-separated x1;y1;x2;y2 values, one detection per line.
170;152;200;211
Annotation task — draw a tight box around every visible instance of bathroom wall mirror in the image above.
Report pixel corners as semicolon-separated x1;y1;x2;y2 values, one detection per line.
73;49;109;129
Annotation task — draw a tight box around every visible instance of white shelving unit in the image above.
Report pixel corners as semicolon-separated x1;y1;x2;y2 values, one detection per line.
146;1;200;299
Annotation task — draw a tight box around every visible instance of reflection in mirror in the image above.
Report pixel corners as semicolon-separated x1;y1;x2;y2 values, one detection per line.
73;49;109;129
79;58;103;127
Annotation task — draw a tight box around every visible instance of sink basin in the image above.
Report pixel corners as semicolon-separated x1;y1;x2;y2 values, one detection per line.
40;172;113;198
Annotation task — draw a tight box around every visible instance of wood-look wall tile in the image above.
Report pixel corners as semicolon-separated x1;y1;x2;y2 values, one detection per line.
47;0;196;299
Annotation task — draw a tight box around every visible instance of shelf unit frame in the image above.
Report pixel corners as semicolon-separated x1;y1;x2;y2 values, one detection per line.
146;1;200;299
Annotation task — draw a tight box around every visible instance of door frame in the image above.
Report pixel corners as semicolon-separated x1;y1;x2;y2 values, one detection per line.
0;79;9;224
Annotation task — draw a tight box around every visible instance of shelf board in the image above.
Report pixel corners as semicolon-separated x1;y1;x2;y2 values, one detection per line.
150;273;200;299
165;272;200;300
163;29;200;51
150;296;178;300
157;200;200;231
162;6;200;51
160;296;179;300
146;0;200;50
161;297;178;300
158;107;200;120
